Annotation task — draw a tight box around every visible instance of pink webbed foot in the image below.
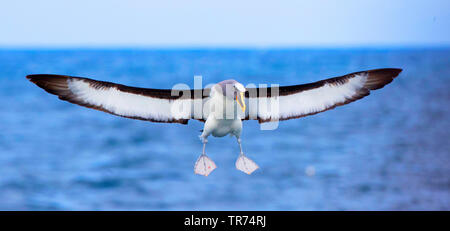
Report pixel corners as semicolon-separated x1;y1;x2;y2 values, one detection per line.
235;154;259;175
194;154;217;176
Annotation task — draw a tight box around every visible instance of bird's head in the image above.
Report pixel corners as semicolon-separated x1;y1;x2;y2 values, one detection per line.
216;79;246;113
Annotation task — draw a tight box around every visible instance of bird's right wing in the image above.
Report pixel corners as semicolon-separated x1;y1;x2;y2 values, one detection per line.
244;68;402;123
27;74;210;124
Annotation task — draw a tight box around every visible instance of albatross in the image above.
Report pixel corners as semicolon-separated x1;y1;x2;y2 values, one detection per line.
27;68;402;176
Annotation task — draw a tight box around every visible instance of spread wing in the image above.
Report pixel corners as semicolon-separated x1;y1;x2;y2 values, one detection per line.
244;68;402;123
27;74;210;124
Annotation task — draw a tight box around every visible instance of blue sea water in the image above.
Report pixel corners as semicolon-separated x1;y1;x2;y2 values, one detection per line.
0;48;449;210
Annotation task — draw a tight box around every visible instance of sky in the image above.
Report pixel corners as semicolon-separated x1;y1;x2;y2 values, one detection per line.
1;0;449;48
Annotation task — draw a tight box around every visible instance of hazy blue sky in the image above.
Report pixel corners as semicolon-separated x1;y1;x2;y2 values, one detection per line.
1;0;449;47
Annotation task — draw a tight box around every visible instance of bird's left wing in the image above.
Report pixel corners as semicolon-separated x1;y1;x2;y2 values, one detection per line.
244;68;402;123
27;74;210;124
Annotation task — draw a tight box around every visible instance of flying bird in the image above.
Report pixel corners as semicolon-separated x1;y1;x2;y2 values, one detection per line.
27;68;402;176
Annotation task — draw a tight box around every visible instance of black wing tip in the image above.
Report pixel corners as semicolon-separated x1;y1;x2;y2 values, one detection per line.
26;74;70;83
384;67;402;76
26;73;68;78
393;68;403;77
363;68;403;90
368;68;403;77
26;74;71;96
26;74;41;82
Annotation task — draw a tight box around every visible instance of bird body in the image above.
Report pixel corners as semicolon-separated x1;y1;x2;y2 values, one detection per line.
203;116;242;138
27;68;403;176
201;81;245;138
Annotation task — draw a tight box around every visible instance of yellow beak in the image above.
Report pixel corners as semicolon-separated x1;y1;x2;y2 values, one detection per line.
236;92;246;113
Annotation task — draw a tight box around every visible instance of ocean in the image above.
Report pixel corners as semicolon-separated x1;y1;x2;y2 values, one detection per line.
0;48;449;210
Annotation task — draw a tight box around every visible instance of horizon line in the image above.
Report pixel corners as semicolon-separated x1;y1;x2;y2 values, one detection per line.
1;44;449;50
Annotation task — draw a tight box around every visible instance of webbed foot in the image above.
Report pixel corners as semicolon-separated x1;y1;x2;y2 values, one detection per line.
235;154;259;175
194;154;217;176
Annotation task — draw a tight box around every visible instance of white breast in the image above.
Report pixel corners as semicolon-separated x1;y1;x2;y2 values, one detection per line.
206;85;244;120
204;115;243;137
